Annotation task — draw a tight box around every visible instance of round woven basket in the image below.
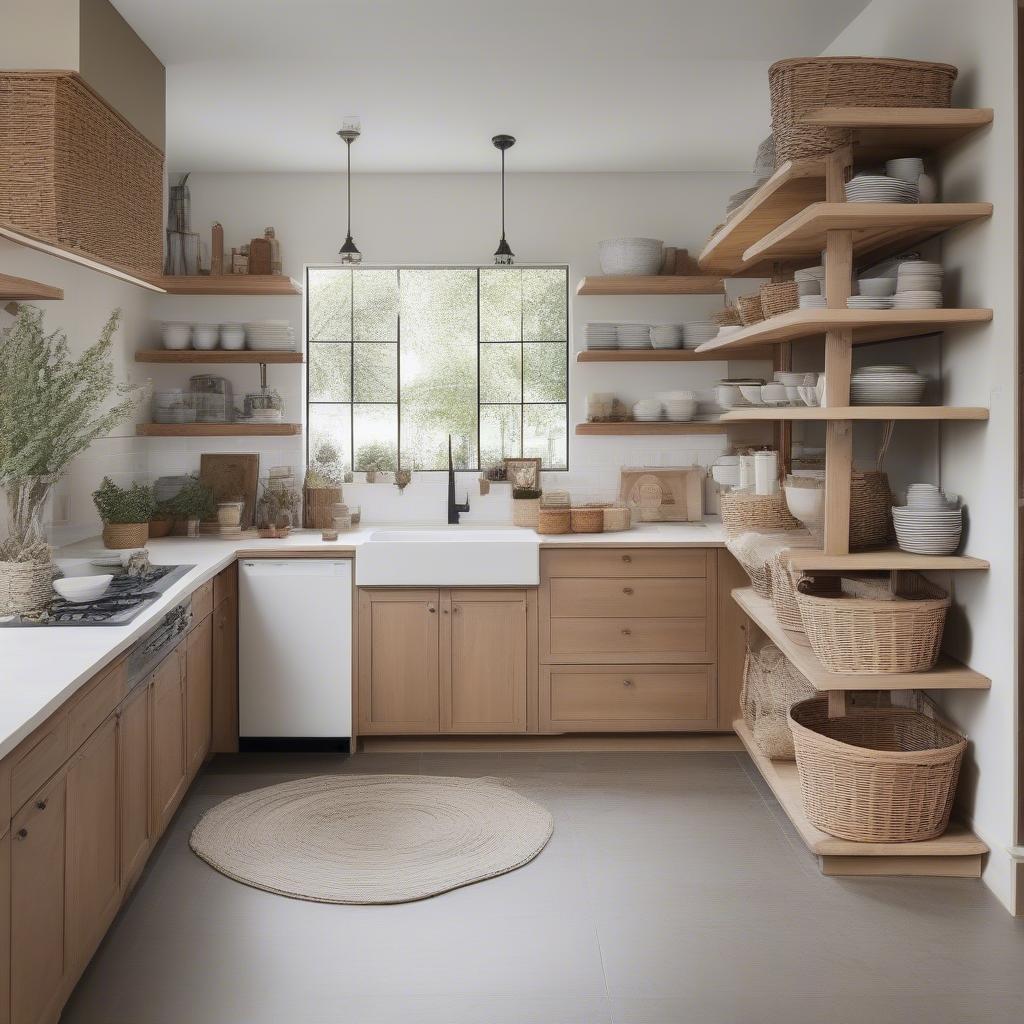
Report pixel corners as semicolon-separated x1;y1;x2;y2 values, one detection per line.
795;573;949;674
0;558;56;615
719;490;799;537
512;498;540;529
102;522;149;549
769;57;957;162
570;507;605;534
537;507;570;535
736;294;765;326
602;505;631;532
759;281;799;318
789;698;966;843
769;554;842;634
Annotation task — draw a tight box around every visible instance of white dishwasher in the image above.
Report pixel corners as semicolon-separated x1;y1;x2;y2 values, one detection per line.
238;559;352;751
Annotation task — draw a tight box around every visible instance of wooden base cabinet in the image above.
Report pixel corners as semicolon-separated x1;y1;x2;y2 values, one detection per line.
186;614;213;777
118;680;151;890
150;646;188;836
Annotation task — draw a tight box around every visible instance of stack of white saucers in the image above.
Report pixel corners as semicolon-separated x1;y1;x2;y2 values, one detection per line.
585;322;619;349
681;321;718;350
893;261;944;308
847;295;894;310
892;485;962;554
844;174;920;204
245;321;295;351
617;323;652;349
799;295;826;309
650;325;682;349
850;364;927;406
632;398;663;422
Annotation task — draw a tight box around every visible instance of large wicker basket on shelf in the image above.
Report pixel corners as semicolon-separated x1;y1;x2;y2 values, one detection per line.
789;697;966;842
719;490;799;537
769;554;841;634
768;56;957;163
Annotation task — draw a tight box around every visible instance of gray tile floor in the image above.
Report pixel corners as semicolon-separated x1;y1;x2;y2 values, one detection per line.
62;752;1024;1024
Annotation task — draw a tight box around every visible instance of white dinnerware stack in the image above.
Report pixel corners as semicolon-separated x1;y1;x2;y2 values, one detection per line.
681;322;718;350
245;320;296;351
161;322;193;349
892;484;963;555
794;265;826;306
598;238;664;276
799;294;827;309
650;325;682;350
850;364;928;406
658;390;697;421
220;323;246;350
192;324;220;350
616;323;653;350
585;322;619;349
847;294;893;310
632;398;663;422
893;261;944;309
844;174;919;204
886;157;937;203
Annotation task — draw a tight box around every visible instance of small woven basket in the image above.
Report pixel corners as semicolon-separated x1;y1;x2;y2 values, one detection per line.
736;294;765;326
570;507;605;534
759;281;799;318
789;697;966;842
0;558;56;615
850;471;893;549
602;505;631;532
769;554;842;634
719;490;799;537
512;498;540;529
537;507;570;535
796;572;949;674
711;306;742;327
102;522;149;549
304;487;343;529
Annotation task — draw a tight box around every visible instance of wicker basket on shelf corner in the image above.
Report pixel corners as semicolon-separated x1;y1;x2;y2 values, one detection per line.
736;294;765;326
512;498;541;529
759;281;799;318
102;523;149;550
789;697;966;843
570;506;606;534
711;306;742;328
304;487;343;530
769;554;842;634
719;490;799;537
537;507;570;535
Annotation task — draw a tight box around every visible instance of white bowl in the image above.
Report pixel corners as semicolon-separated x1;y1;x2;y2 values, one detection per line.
739;385;765;405
598;238;664;276
858;278;897;297
761;383;787;404
784;484;824;538
664;399;697;421
885;157;925;182
54;574;113;602
716;384;745;409
220;326;247;350
161;323;192;350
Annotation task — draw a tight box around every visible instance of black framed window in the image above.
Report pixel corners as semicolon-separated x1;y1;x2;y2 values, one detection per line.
306;265;569;472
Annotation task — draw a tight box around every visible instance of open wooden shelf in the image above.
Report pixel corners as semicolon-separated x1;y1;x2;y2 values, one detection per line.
151;275;302;296
575;421;727;436
575;347;772;363
0;272;64;301
743;202;993;267
733;718;986;876
787;546;990;572
719;405;988;422
135;350;303;364
136;423;302;437
733;587;989;692
576;275;724;296
693;308;992;354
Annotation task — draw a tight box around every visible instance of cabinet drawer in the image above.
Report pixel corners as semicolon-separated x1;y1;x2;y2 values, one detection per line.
543;548;707;579
190;580;213;623
11;716;69;812
69;658;127;750
548;616;711;662
542;664;715;732
550;577;707;619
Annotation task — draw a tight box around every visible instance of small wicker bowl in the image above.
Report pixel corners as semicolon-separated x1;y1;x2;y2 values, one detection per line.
537;508;571;535
570;507;605;533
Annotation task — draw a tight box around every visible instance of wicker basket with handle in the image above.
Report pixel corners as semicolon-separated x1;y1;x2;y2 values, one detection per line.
850;470;893;549
741;637;817;760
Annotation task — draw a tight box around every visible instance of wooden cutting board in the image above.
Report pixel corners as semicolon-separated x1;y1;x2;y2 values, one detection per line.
200;453;260;529
618;466;705;522
248;237;272;275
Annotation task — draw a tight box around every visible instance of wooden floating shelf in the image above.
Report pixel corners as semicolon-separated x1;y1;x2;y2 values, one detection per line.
733;718;986;876
0;272;64;301
575;347;772;363
576;275;724;296
718;406;988;422
135;350;303;364
743;202;993;267
787;546;990;572
136;423;302;437
575;421;728;436
734;588;989;692
694;308;993;354
151;275;302;296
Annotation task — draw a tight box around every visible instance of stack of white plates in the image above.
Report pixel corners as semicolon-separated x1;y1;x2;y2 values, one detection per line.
799;295;827;309
245;321;295;351
659;390;697;422
847;295;894;310
844;174;920;204
632;398;663;422
850;365;927;406
617;324;653;349
681;322;718;350
892;488;963;554
794;266;825;283
894;261;944;308
585;322;619;349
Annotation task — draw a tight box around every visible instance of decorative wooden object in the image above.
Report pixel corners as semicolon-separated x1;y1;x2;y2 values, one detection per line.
200;454;260;530
248;236;272;275
618;467;704;522
211;223;224;275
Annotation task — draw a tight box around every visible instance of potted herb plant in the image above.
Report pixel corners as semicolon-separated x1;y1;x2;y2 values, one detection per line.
304;441;344;528
149;498;175;538
167;475;216;538
92;478;157;549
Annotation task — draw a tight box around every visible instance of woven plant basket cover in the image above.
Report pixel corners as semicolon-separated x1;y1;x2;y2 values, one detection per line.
796;572;949;674
736;294;765;326
719;491;799;537
537;508;570;535
303;487;343;529
0;72;164;277
741;639;817;760
769;57;957;162
759;281;799;318
789;698;966;842
769;554;842;634
0;559;56;616
850;471;893;549
102;523;149;550
190;775;554;904
512;498;540;528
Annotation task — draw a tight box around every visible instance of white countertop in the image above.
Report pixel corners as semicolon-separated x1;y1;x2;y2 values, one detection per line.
0;519;727;761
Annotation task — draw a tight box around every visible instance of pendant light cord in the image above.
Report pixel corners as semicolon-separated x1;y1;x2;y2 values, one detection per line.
347;141;352;238
501;149;506;240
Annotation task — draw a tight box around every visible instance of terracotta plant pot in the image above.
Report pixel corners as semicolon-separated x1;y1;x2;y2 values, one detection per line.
102;522;149;549
148;517;173;538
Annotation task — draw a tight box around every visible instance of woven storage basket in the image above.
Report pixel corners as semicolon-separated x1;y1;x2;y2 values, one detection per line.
102;523;149;550
711;306;742;327
850;471;893;549
602;505;631;532
147;518;173;539
789;697;966;842
769;57;957;162
719;490;799;537
0;72;164;277
537;507;570;535
769;554;842;634
796;572;949;674
512;498;540;529
736;294;765;326
0;558;56;615
570;507;605;534
741;639;817;760
303;487;343;529
759;281;799;318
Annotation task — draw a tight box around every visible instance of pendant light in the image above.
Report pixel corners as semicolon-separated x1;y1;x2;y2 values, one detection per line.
492;134;516;265
337;115;362;264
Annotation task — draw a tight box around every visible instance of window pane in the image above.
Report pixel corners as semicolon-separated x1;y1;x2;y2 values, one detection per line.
400;268;477;345
308;268;351;341
309;343;351;402
308;404;352;472
480;343;521;404
523;268;567;341
354;269;399;341
353;343;398;402
353;404;398;472
524;343;567;403
480;405;522;468
480;268;521;342
524;403;567;469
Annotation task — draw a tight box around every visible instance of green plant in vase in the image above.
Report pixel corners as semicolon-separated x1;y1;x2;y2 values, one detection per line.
167;476;216;538
92;478;156;549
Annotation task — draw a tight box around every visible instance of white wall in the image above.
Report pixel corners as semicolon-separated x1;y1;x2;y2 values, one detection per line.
825;0;1019;910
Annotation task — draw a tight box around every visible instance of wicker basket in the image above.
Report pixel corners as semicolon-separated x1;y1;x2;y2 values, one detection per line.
769;554;842;634
741;638;817;760
0;558;56;615
102;523;149;549
602;505;631;532
303;487;343;529
789;697;966;842
0;72;164;277
147;518;173;539
711;306;742;327
719;490;799;537
769;57;957;163
537;507;570;535
796;572;949;674
512;498;540;529
759;281;799;318
850;471;893;549
570;507;605;534
736;294;765;326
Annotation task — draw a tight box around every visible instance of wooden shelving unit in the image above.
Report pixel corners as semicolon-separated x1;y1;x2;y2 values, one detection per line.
719;405;989;422
576;275;724;296
151;275;302;296
135;350;303;364
136;423;302;437
575;347;772;363
787;546;989;572
0;272;64;301
575;421;728;436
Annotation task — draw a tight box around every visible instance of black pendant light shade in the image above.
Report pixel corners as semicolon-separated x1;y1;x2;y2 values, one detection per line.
492;134;515;265
337;116;362;263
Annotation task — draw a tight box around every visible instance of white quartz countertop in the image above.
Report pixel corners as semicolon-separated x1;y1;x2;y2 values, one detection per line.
0;519;727;760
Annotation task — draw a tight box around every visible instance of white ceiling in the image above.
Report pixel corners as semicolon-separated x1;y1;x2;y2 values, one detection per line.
113;0;870;174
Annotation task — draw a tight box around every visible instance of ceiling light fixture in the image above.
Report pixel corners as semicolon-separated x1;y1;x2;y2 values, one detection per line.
337;115;362;264
492;134;516;265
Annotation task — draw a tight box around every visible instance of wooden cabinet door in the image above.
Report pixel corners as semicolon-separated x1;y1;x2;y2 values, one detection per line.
210;595;238;753
186;615;213;777
150;647;187;835
357;590;440;734
0;830;11;1024
65;713;120;975
119;680;151;889
11;772;66;1024
442;590;527;733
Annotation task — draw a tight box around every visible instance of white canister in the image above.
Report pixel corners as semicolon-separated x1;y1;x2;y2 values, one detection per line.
754;451;779;496
738;455;755;490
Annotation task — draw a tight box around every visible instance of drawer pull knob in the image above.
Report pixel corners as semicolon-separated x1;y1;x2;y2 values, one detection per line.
35;799;47;811
621;628;632;636
622;678;634;687
15;828;27;840
623;587;634;596
427;606;436;613
622;555;632;563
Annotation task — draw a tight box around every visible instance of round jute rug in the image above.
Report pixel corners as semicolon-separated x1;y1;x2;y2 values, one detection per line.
189;774;554;904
